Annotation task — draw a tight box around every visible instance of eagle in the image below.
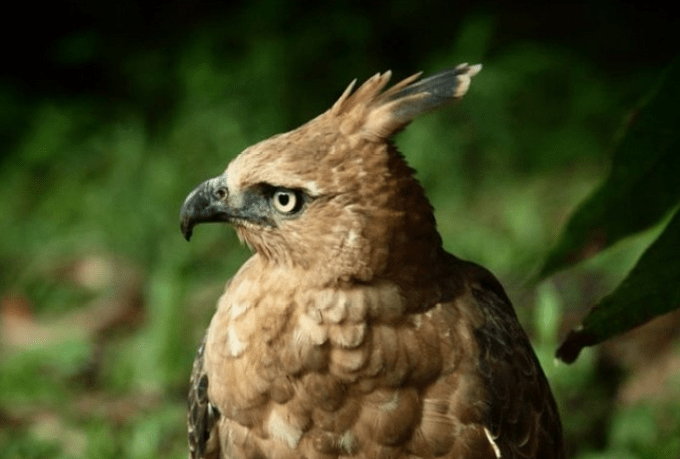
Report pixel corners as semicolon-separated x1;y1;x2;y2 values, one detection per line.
180;63;564;459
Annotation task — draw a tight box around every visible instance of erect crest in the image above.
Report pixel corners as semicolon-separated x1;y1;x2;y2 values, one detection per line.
330;63;481;140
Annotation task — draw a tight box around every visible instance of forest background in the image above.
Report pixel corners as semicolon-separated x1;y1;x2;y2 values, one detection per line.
0;2;678;458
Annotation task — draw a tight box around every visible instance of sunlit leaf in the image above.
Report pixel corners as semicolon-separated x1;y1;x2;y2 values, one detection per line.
539;56;680;278
556;208;680;363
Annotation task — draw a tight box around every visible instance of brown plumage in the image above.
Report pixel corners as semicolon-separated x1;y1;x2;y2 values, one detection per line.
180;63;564;459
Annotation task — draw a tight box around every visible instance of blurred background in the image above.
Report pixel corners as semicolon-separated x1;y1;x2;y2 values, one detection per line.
1;1;678;458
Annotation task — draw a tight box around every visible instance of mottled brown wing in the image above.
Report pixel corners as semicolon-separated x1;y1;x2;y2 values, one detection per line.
188;336;221;459
467;263;564;459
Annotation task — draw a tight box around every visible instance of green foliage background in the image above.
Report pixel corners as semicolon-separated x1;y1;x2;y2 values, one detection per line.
1;2;678;458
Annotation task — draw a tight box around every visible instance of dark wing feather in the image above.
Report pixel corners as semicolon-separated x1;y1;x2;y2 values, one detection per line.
188;336;221;459
468;263;564;459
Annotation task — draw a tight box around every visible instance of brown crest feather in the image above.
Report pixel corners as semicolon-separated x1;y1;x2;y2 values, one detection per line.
331;63;482;140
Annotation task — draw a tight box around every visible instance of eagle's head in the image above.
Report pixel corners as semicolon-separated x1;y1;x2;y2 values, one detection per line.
180;64;481;283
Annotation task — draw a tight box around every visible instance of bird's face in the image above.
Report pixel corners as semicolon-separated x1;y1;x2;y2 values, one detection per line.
180;119;416;281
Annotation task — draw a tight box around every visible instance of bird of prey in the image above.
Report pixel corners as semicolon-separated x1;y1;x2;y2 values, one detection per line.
180;63;564;459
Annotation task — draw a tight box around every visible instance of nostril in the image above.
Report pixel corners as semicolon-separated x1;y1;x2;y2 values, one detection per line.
215;188;227;200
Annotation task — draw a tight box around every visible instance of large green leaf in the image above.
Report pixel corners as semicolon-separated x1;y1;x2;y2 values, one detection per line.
556;207;680;363
538;56;680;279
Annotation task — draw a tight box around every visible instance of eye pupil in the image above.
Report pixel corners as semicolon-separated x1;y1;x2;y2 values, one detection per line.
278;194;289;206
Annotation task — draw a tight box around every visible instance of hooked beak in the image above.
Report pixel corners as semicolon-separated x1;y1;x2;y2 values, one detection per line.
180;175;231;241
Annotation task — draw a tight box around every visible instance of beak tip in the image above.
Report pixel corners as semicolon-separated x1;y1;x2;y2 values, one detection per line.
180;220;194;241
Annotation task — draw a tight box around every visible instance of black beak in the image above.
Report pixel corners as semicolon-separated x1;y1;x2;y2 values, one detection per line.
180;175;230;241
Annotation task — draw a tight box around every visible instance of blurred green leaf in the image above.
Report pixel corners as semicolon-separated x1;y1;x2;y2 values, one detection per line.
534;281;563;344
0;430;61;459
539;55;680;279
0;339;92;404
556;207;680;363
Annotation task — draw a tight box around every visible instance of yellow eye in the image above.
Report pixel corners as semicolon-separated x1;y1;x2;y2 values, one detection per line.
272;189;299;214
